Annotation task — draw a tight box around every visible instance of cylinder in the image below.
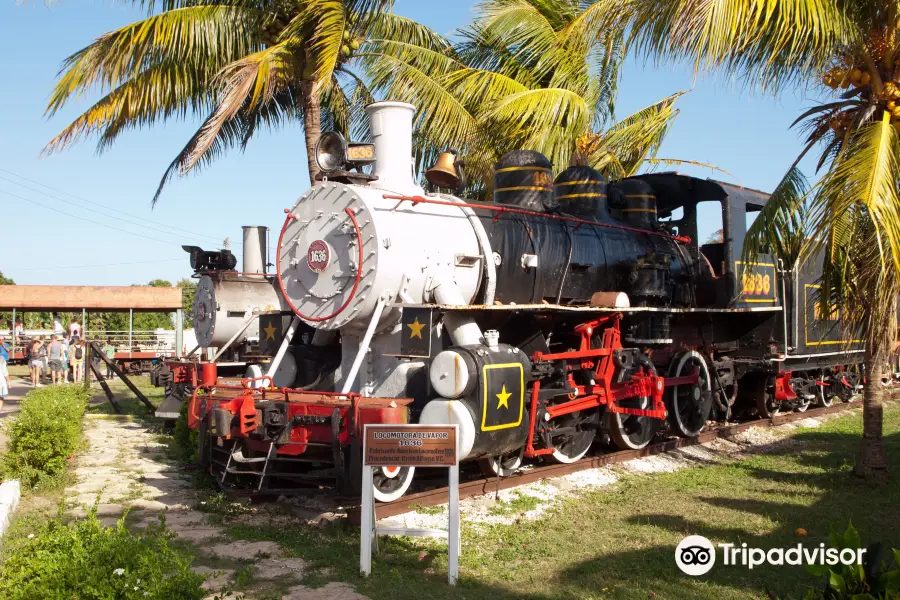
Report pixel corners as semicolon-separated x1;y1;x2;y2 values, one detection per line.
553;166;607;216
242;226;268;274
493;150;553;211
365;101;417;194
610;179;657;228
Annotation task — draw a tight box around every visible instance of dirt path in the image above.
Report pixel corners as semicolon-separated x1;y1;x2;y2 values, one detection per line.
65;414;370;600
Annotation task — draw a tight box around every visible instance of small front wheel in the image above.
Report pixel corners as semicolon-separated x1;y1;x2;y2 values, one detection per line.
372;466;415;502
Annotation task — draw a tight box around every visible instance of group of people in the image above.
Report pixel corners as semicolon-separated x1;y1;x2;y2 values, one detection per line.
27;334;87;386
0;319;120;395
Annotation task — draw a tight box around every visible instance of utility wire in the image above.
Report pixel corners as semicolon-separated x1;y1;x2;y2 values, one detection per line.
0;168;241;247
0;174;210;245
1;188;201;248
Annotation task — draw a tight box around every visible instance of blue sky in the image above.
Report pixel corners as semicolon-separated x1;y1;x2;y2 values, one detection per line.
0;1;826;286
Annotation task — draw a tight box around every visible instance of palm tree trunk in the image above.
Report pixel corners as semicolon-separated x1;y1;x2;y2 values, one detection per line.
301;81;322;186
854;344;890;480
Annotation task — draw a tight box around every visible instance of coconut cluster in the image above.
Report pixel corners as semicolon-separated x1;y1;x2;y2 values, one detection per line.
340;30;362;60
822;29;900;132
823;63;900;132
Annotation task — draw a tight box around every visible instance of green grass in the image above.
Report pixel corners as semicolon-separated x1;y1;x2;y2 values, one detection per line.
411;504;445;516
487;492;542;517
221;404;900;600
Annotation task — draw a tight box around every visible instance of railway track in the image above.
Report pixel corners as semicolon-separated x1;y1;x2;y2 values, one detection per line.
349;399;864;523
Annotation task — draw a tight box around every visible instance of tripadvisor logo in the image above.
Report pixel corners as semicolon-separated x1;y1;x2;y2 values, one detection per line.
675;535;866;576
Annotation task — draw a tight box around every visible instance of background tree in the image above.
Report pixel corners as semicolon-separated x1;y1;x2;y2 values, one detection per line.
41;0;430;203
0;271;13;328
177;279;197;328
622;0;898;479
362;0;686;198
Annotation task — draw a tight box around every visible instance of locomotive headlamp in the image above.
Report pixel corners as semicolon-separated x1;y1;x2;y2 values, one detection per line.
315;131;377;173
182;245;203;270
430;349;477;398
315;131;347;172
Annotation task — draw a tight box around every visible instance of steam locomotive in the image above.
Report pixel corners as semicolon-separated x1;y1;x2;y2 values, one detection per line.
161;101;864;501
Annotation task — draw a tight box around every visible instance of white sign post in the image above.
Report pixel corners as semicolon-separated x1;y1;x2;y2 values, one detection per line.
360;424;460;585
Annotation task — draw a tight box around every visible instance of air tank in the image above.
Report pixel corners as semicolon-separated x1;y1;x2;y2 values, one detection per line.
493;150;553;211
553;166;607;217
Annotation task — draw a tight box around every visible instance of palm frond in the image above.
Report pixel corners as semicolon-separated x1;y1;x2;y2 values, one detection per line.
479;87;591;168
152;85;301;205
47;5;260;117
44;61;212;155
367;12;453;52
474;0;561;83
181;41;298;172
629;0;857;91
742;163;811;269
364;52;477;151
644;158;732;177
586;91;685;178
807;111;900;350
285;0;345;94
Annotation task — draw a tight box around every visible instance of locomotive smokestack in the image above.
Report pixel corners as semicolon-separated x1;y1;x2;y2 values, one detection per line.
365;101;418;194
242;225;268;275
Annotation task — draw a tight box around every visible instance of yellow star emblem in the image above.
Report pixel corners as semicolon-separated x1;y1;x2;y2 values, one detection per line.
407;316;425;339
263;323;278;341
496;384;511;410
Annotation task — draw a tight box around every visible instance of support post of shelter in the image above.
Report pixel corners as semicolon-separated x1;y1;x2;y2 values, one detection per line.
83;343;91;392
81;308;86;337
128;309;133;359
175;309;183;359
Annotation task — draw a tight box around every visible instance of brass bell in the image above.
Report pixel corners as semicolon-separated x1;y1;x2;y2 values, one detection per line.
425;150;461;189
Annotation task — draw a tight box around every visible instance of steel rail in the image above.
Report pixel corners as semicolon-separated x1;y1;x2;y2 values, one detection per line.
349;400;863;523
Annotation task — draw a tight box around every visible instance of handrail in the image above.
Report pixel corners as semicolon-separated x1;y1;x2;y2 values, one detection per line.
383;194;692;244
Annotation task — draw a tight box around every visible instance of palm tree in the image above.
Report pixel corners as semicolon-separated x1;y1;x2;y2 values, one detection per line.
43;0;438;203
361;0;687;197
621;0;900;479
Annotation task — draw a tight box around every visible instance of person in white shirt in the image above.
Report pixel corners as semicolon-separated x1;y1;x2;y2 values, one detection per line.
0;355;9;411
68;321;82;340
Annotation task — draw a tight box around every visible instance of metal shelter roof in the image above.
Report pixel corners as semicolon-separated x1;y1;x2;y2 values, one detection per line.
0;285;183;312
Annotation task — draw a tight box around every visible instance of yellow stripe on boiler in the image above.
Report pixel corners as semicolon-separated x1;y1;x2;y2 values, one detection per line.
495;166;552;173
556;193;607;200
496;186;553;192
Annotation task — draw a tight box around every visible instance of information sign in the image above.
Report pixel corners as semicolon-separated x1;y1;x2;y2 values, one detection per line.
364;425;457;467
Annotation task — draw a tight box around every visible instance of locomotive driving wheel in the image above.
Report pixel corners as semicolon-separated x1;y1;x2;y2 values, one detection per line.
372;466;415;503
607;355;659;450
666;351;713;438
753;375;779;418
817;369;835;407
549;410;600;463
478;448;525;477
